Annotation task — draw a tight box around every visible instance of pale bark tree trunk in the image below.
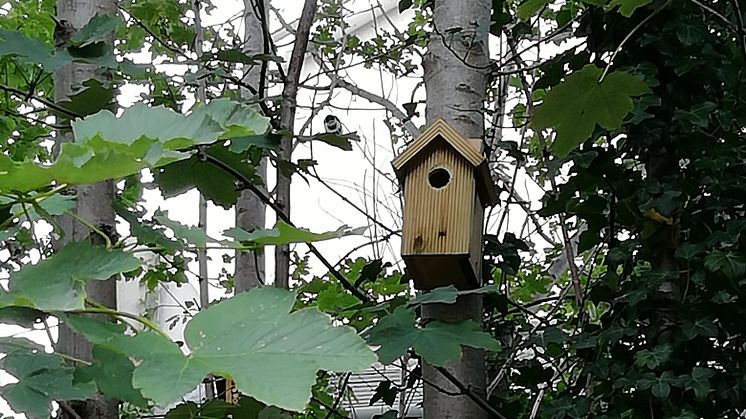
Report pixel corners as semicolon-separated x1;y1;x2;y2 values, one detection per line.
421;1;491;418
54;1;118;418
234;0;268;292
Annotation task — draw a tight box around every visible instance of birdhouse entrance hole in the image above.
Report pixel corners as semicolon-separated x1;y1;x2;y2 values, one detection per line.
428;167;451;189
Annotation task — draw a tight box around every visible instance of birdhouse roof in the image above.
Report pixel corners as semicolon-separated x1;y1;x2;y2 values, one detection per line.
392;119;498;206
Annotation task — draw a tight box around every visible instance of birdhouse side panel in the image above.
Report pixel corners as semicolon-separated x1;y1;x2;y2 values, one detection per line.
401;147;475;256
468;193;485;285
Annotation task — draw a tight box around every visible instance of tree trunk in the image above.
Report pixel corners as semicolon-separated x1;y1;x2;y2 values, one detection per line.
235;0;268;292
421;1;491;418
54;1;118;418
274;0;317;289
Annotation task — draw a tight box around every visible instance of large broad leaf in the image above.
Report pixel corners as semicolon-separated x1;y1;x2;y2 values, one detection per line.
224;221;365;247
0;15;119;71
532;65;649;156
367;306;500;366
68;288;375;411
0;29;71;71
0;350;96;419
0;99;268;194
0;241;141;311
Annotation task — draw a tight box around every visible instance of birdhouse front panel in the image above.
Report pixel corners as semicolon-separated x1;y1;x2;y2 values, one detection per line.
401;143;476;257
392;119;498;290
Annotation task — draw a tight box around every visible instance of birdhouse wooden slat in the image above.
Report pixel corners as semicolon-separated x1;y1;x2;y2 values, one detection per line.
392;120;497;290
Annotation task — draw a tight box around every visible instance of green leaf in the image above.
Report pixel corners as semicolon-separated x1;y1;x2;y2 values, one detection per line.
532;65;649;157
607;0;652;17
154;211;216;248
11;193;76;221
685;367;714;400
682;317;718;339
704;250;746;280
224;221;364;247
310;132;360;151
367;306;499;366
517;0;551;21
0;99;268;194
398;0;413;13
0;241;141;311
55;79;115;118
69;288;375;411
407;285;498;306
154;143;257;208
0;29;71;71
71;14;121;46
634;345;672;369
0;350;96;419
75;345;148;407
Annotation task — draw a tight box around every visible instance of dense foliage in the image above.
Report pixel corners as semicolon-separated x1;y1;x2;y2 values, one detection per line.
0;0;743;418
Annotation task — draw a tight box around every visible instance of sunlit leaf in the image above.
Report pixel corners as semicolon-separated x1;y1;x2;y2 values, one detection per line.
532;65;649;156
69;288;375;411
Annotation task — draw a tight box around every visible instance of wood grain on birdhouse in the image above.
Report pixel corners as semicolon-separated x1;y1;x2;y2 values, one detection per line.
392;120;498;290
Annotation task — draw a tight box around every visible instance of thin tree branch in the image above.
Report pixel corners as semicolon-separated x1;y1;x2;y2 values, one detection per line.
504;32;583;307
0;83;80;118
202;153;371;302
116;4;186;57
275;0;318;289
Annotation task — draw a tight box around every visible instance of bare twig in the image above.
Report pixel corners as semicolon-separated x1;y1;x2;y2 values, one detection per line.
202;153;371;302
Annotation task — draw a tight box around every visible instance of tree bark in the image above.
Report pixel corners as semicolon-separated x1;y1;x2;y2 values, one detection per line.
421;0;491;418
54;1;118;418
274;0;317;289
235;0;268;292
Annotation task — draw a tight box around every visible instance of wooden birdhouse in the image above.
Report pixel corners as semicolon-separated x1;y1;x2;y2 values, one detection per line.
392;120;498;290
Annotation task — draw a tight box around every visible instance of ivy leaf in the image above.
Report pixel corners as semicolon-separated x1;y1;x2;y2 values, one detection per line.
607;0;652;17
71;14;121;47
0;350;96;419
685;367;714;400
704;250;746;280
69;288;375;411
367;306;500;366
224;221;364;247
532;65;649;157
682;317;718;339
634;345;672;369
0;241;141;311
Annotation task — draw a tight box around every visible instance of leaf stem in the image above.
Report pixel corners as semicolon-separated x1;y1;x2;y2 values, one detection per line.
63;210;112;248
600;1;671;82
76;300;170;339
